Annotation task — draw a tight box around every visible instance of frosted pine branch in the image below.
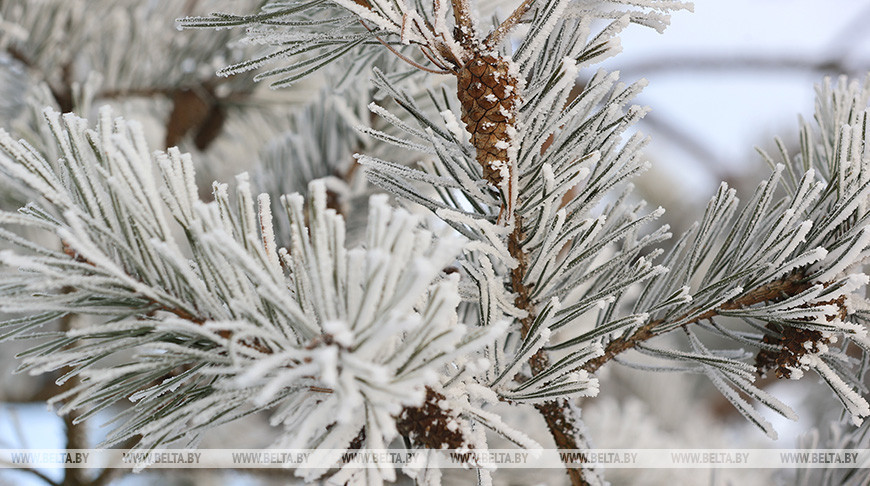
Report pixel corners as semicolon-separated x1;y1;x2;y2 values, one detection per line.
0;109;528;476
3;1;870;486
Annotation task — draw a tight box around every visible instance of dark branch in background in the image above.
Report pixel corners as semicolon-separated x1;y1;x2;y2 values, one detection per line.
163;84;230;150
618;54;870;80
620;53;870;181
612;3;870;182
821;4;870;61
3;43;249;152
639;110;729;179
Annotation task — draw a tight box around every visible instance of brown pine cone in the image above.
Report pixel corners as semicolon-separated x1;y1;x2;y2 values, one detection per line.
457;53;521;186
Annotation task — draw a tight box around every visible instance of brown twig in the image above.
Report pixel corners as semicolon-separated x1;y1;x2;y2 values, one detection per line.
582;271;812;374
56;315;88;486
484;0;534;48
450;0;475;45
358;20;452;74
523;269;813;485
510;212;589;485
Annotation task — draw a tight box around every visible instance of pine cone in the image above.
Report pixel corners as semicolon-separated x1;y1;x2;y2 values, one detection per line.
396;387;469;449
457;53;521;186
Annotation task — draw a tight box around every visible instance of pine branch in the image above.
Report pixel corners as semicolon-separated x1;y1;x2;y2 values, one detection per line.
583;271;813;374
0;107;510;468
10;2;870;486
506;214;582;477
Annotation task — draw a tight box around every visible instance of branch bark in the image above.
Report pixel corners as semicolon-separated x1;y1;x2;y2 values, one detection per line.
57;315;87;486
484;0;533;48
583;271;812;374
509;214;594;485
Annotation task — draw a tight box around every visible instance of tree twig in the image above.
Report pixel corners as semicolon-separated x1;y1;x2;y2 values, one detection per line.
450;0;475;46
510;212;591;485
582;271;812;374
56;315;87;486
484;0;534;48
617;54;868;80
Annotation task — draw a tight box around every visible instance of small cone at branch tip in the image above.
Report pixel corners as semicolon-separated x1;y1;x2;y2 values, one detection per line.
457;52;521;186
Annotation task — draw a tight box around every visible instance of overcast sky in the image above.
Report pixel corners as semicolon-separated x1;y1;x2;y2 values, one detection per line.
600;0;870;199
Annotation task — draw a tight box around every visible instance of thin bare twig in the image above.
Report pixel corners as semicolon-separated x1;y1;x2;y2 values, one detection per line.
484;0;534;48
358;20;451;74
451;0;475;46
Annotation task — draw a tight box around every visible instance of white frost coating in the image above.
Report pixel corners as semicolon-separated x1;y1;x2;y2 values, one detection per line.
810;182;870;249
542;163;556;194
561;56;579;81
815;227;870;282
257;193;280;269
460;403;542;450
804;354;870;425
595;295;616;309
706;366;778;439
527;58;581;126
764;221;817;276
526;208;566;283
516;0;573;68
399;10;414;45
322;319;354;347
492;327;552;388
440;109;468;143
465;382;500;404
523;196;555;251
844;272;870;292
435;207;515;266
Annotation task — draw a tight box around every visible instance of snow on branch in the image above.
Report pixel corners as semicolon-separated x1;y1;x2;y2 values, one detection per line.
0;108;517;477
